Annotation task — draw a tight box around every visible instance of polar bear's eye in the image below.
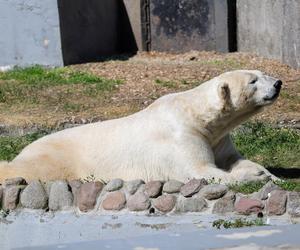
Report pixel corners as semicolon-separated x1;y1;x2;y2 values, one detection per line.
249;79;257;84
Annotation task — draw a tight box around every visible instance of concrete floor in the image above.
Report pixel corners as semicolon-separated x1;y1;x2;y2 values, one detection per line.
0;210;299;250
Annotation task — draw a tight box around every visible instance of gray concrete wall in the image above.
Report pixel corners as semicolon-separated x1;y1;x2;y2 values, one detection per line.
237;0;300;69
0;0;63;67
149;0;231;52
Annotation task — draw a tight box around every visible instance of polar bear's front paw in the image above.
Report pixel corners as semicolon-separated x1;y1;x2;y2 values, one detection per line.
230;161;273;182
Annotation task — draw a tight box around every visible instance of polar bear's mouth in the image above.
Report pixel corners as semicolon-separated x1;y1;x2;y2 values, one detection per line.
263;92;280;101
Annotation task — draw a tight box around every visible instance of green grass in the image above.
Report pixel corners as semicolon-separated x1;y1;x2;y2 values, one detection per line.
212;218;265;229
155;79;177;88
228;181;268;194
0;132;47;161
232;122;300;168
228;180;300;194
0;65;123;104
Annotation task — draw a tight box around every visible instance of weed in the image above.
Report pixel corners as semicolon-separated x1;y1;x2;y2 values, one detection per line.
274;180;300;192
212;218;265;229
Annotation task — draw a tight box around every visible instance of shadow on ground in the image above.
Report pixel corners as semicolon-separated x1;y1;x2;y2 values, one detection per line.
268;167;300;180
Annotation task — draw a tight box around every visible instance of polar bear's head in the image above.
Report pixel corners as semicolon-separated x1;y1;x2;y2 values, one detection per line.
217;70;282;112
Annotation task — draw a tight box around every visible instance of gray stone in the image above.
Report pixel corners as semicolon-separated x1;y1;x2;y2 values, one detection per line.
68;180;82;205
287;192;300;217
180;178;208;197
105;179;124;192
153;194;176;213
127;192;150;211
268;190;287;216
48;180;73;211
77;182;104;212
213;191;236;214
20;180;48;209
163;180;184;193
176;197;207;213
102;191;126;211
197;184;228;200
4;177;26;187
0;186;3;207
253;181;281;200
124;179;145;195
3;186;21;210
144;181;162;198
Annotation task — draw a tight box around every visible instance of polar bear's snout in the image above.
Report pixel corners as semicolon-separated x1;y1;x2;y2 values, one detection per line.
262;78;282;102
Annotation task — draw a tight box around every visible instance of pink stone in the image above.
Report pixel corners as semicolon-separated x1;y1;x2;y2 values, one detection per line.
77;181;104;212
268;190;287;215
144;181;162;198
153;194;176;213
102;191;126;211
127;192;150;211
180;178;207;197
235;197;264;215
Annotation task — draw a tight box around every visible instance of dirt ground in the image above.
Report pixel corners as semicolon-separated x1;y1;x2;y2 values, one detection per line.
2;51;300;128
73;51;300;123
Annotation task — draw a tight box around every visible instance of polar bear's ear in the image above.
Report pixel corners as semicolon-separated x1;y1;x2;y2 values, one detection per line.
218;82;233;112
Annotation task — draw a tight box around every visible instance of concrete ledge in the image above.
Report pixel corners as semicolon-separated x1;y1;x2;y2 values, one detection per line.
1;178;299;218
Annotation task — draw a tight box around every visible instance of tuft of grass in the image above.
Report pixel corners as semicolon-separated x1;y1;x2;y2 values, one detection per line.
155;79;177;88
212;218;265;229
274;180;300;192
228;181;267;194
0;132;47;161
232;122;300;168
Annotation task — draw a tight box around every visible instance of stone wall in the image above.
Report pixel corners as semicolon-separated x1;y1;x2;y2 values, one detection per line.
1;177;299;218
237;0;300;69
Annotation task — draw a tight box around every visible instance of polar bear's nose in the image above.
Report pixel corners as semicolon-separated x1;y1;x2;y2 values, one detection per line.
274;80;282;90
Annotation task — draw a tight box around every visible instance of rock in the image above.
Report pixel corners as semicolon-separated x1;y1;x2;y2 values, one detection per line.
253;181;281;200
267;190;287;215
127;191;150;211
102;191;126;211
48;180;73;211
68;180;82;205
287;192;300;217
213;191;236;214
144;181;162;198
20;180;48;209
235;197;264;215
153;194;176;213
124;179;145;195
197;184;228;200
44;181;54;197
4;177;26;187
77;181;104;212
105;179;124;192
0;186;3;207
3;186;21;210
163;180;184;193
176;197;207;212
180;178;208;197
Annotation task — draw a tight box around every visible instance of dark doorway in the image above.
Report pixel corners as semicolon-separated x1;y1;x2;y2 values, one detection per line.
57;0;138;65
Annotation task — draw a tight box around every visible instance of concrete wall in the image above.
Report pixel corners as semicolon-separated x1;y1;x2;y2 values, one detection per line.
0;0;63;67
237;0;300;69
149;0;232;52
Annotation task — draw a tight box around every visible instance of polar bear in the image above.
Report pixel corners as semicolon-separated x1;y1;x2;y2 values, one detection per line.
0;70;282;183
